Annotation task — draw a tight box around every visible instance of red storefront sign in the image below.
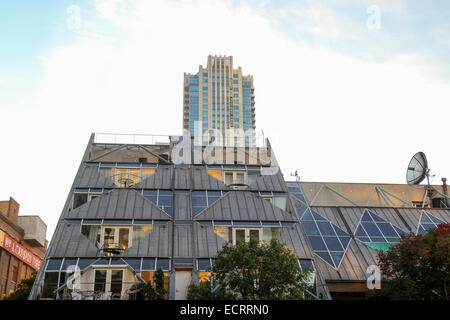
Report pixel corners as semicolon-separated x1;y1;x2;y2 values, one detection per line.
1;233;42;270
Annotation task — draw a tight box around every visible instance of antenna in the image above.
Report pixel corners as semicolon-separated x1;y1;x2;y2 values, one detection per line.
406;152;450;208
290;170;300;183
406;152;429;185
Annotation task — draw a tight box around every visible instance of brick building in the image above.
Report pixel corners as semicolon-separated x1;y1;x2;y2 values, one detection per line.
0;197;47;297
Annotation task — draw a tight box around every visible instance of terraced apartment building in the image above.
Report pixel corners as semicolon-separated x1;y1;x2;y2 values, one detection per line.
28;133;450;300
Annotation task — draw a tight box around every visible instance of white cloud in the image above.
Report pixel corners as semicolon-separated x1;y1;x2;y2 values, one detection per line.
1;0;449;237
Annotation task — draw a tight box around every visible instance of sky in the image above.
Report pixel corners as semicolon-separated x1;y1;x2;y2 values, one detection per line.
0;0;449;238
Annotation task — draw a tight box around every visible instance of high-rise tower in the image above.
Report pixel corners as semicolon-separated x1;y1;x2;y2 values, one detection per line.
182;55;256;147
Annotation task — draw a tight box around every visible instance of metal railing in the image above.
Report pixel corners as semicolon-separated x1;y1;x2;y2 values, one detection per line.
94;133;172;145
47;281;149;300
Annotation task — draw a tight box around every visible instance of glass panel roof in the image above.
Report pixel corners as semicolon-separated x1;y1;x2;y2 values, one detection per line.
416;211;445;236
300;208;351;269
355;210;406;245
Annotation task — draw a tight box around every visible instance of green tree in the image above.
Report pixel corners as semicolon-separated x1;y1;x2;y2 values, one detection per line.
142;268;166;300
1;271;37;300
188;239;313;300
376;223;450;300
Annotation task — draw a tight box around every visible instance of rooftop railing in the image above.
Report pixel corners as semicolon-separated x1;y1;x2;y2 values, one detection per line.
94;133;172;145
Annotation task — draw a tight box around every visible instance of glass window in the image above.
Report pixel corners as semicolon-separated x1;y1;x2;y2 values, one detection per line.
81;225;101;247
235;229;245;245
302;221;320;236
118;228;129;250
214;226;230;242
262;227;281;242
41;272;59;298
323;237;343;251
132;225;153;244
94;270;107;292
225;172;233;185
73;193;88;210
376;222;398;238
362;223;383;238
273;197;287;211
316;221;335;236
103;227;115;248
110;270;123;296
308;236;327;251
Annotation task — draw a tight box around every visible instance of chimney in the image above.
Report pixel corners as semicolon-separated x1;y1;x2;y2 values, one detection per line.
442;178;449;208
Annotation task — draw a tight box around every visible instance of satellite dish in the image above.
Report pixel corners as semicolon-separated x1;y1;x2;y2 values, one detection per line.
406;152;428;185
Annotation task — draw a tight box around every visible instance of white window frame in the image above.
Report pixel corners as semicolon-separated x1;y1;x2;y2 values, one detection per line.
223;170;247;185
92;268;126;299
100;226;132;250
232;228;262;246
88;193;102;201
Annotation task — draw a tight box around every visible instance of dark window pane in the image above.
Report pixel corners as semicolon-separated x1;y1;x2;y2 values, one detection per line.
42;272;59;298
429;214;444;225
197;259;211;271
124;258;142;271
302;221;320;236
362;222;382;237
77;258;97;270
316;251;334;268
370;237;386;243
330;252;344;268
361;212;373;222
323;237;343;251
61;258;78;271
393;226;406;237
422;223;435;231
296;207;308;219
143;190;158;196
158;197;173;206
312;211;326;221
376;223;397;237
208;197;220;204
192;197;207;206
333;226;348;237
144;196;158;203
192;191;207;197
301;209;314;221
94;270;107;292
299;260;314;271
193;207;204;215
355;225;368;238
46;259;63;271
156;258;170;271
339;236;351;249
317;222;335;236
308;236;327;251
420;213;432;223
111;270;123;295
369;212;385;222
142;258;156;270
418;226;427;236
73;193;88;209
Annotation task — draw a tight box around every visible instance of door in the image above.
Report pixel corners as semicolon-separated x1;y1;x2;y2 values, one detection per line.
94;269;124;299
101;226;131;250
175;271;192;300
232;228;262;245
